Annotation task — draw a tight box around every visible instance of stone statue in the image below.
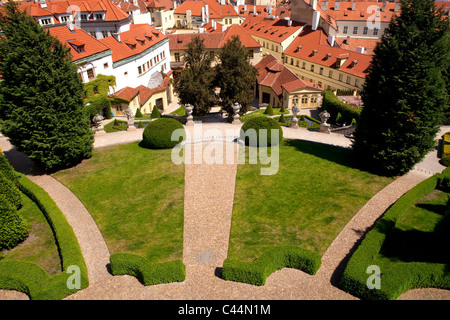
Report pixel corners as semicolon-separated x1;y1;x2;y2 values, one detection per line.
232;102;241;124
290;103;300;128
319;110;331;134
184;104;194;126
123;106;136;131
92;114;106;136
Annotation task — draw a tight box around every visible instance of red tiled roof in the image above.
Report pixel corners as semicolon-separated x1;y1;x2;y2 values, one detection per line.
48;25;111;62
112;75;171;106
255;54;322;96
284;26;372;78
334;37;379;56
219;24;261;48
202;20;225;32
316;0;398;22
241;15;304;44
99;24;167;63
146;0;174;10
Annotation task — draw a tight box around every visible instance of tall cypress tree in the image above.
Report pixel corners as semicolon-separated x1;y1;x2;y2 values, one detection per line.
215;35;257;117
352;0;449;176
0;1;93;172
173;36;216;116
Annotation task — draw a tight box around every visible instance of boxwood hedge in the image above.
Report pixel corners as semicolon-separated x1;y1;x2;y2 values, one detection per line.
240;117;283;147
141;118;185;149
0;173;89;300
320;90;361;125
109;252;185;285
222;246;321;286
339;171;450;300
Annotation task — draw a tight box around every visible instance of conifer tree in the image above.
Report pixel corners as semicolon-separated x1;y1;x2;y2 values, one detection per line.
174;36;216;116
0;1;93;172
215;35;257;117
352;0;449;176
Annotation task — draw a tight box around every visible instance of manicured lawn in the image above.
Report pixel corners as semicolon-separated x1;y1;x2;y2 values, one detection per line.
53;142;184;263
170;106;186;116
0;192;61;275
374;188;450;272
228;139;393;261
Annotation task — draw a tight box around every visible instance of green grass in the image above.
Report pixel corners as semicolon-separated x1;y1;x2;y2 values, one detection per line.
0;193;61;275
104;119;128;133
241;108;289;122
53;142;184;263
228;139;393;261
374;188;450;272
170;106;186;117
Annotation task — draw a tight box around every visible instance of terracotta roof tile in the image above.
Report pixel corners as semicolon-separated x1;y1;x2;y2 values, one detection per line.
241;15;304;44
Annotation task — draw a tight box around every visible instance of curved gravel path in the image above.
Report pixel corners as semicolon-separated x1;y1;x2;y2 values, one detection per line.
1;124;449;300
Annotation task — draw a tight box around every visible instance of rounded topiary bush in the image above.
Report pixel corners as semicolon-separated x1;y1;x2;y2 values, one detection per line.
0;174;22;209
240;116;283;147
142;118;185;149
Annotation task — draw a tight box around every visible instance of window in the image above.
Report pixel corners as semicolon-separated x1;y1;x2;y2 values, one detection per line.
373;28;379;36
41;18;52;25
329;70;333;78
90;31;97;38
319;67;323;75
291;58;294;65
301;95;308;104
293;95;299;105
346;75;351;84
355;78;360;88
271;44;274;51
60;15;69;22
102;31;109;38
353;26;358;34
343;26;348;34
174;52;180;62
95;14;103;20
147;61;150;69
310;64;314;72
80;14;88;21
138;66;142;75
87;68;95;80
363;27;368;35
302;62;306;69
124;71;128;76
103;63;109;69
318;82;322;88
339;73;343;82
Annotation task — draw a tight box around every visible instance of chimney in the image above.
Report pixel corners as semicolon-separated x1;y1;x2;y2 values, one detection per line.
394;1;401;12
351;1;356;11
39;1;47;8
346;35;350;45
287;19;292;27
309;0;317;11
201;7;205;22
356;46;365;54
312;10;320;30
254;5;256;16
67;20;74;32
244;5;247;12
381;0;387;12
335;0;340;11
327;35;335;47
321;0;328;11
112;33;121;42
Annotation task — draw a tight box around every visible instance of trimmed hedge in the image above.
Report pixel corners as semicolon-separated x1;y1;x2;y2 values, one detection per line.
320;90;361;125
439;132;450;167
339;172;450;300
142;118;185;149
0;201;29;250
0;173;89;300
222;246;321;286
109;253;185;285
240;116;283;147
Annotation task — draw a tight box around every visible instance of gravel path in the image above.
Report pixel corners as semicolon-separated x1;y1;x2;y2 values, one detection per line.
1;124;449;300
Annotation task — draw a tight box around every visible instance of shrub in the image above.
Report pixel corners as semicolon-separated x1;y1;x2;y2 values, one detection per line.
440;154;450;167
109;253;185;286
240;116;283;147
142;118;185;149
151;106;161;119
135;107;143;118
0;174;22;210
0;201;29;250
280;105;286;113
222;246;321;286
137;121;144;129
321;90;361;124
0;153;18;185
264;104;274;116
279;114;286;124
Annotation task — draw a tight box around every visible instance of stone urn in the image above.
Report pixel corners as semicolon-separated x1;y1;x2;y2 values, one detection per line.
290;103;300;129
93;114;106;136
184;104;194;126
232;103;241;124
319;110;331;134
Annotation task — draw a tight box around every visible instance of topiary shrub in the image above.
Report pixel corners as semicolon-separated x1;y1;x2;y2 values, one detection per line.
240;116;283;147
264;104;274;116
0;201;29;250
135;107;143;118
142;118;185;149
0;153;18;185
279;114;286;124
0;174;22;210
151;106;161;119
280;105;286;113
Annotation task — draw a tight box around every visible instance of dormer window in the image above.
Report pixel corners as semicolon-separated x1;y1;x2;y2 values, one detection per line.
325;53;332;60
126;42;137;49
350;60;359;67
68;40;85;53
94;13;104;21
80;14;88;21
40;18;52;26
146;35;153;41
137;38;146;45
295;45;302;52
311;49;318;56
152;31;160;38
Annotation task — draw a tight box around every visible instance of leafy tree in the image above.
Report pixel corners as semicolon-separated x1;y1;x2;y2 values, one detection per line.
352;0;450;176
174;36;216;116
215;35;257;117
0;2;93;172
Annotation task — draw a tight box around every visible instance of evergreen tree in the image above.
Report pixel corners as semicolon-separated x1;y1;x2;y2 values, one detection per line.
352;0;449;176
215;35;257;117
0;2;93;172
151;105;161;118
174;36;216;116
264;104;274;116
135;107;143;118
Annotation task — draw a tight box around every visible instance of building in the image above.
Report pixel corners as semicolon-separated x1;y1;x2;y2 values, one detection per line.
283;26;371;91
255;54;323;109
168;23;261;76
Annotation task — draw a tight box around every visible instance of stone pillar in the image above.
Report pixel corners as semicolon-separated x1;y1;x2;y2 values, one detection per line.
232;103;241;125
185;104;194;126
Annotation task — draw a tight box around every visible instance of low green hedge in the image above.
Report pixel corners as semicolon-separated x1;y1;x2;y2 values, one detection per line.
339;173;450;300
0;173;89;300
109;253;185;285
222;246;321;286
439;132;450;167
